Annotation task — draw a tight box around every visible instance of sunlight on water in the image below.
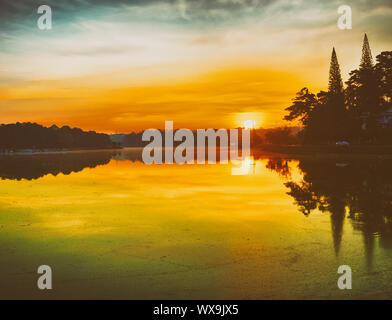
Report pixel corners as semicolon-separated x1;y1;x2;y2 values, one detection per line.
0;149;391;299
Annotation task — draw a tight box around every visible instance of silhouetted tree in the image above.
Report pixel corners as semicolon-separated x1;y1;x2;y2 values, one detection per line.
360;34;374;70
264;127;299;145
375;51;392;109
346;34;380;143
0;123;117;151
329;48;344;95
327;48;348;142
284;34;392;145
284;88;317;126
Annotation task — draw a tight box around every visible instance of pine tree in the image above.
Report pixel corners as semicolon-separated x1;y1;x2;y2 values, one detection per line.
346;33;380;143
325;48;347;142
360;33;373;70
328;48;344;95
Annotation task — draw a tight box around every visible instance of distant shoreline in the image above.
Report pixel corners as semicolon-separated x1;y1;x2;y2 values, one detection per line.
4;145;392;159
0;146;122;156
256;144;392;156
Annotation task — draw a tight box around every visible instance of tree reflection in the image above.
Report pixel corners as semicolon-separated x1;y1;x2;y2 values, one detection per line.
0;151;118;180
266;158;291;179
267;157;392;269
0;149;147;181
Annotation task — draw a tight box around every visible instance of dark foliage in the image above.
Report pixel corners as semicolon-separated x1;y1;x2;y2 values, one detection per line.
0;122;117;150
0;151;116;180
267;157;392;267
264;127;300;145
284;35;392;145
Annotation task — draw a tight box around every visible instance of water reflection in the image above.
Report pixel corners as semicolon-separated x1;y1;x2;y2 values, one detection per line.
266;157;392;269
231;156;255;175
0;148;254;180
1;149;392;298
0;150;118;180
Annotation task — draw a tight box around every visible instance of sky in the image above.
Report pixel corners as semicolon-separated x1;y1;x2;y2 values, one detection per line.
1;0;392;133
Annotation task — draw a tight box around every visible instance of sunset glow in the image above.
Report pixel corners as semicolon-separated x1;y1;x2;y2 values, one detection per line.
1;1;391;132
2;0;392;302
243;120;256;129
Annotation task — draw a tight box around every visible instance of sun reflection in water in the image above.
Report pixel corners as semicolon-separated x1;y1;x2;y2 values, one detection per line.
231;156;255;175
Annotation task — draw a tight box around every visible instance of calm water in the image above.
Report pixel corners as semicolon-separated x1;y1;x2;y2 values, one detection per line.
0;148;392;299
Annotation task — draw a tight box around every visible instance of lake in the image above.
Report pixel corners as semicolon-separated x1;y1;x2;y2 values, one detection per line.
0;148;391;299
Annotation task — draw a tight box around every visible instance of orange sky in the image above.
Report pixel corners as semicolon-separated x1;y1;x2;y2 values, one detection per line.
1;1;391;133
0;66;309;132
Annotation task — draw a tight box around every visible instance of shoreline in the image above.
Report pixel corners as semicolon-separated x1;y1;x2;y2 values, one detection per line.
4;144;392;159
254;144;392;158
0;146;123;156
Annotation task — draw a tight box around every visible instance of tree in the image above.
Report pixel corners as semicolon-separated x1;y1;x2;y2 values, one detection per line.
0;123;116;150
375;51;392;109
327;48;348;142
283;34;391;145
360;34;373;70
301;49;348;144
264;127;298;145
346;34;380;142
329;48;344;95
303;91;330;144
284;88;317;126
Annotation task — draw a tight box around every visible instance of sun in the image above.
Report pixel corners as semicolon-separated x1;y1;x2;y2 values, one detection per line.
243;120;255;129
233;112;263;129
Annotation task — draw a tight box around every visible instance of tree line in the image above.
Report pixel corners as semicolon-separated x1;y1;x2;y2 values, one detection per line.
284;34;392;145
0;122;118;150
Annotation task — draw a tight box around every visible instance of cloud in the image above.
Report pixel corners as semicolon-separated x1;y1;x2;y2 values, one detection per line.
1;0;391;85
1;0;392;131
2;0;392;35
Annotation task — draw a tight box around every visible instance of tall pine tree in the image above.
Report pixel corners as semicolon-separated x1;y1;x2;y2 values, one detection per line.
360;34;374;70
327;48;347;142
328;48;344;95
346;34;380;143
284;34;390;145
